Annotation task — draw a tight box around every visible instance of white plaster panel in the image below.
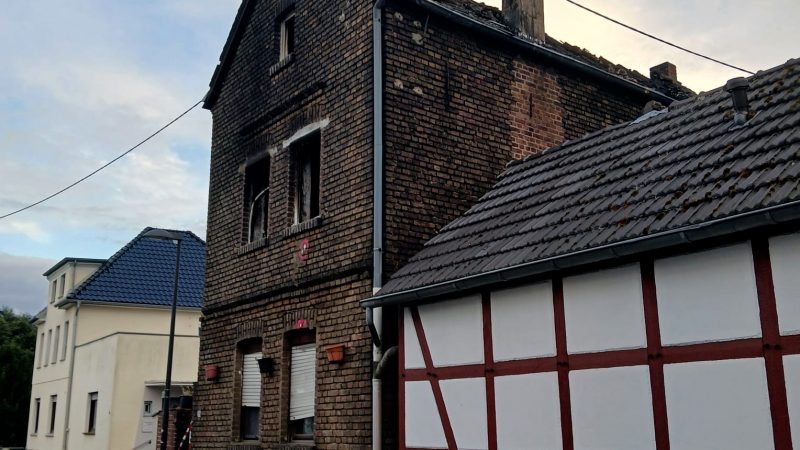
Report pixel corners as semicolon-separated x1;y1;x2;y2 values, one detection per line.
784;355;800;447
491;282;556;361
769;233;800;335
419;295;484;367
495;373;561;450
405;381;447;449
664;358;774;450
570;365;656;450
440;378;487;450
403;308;425;369
655;243;761;345
563;264;647;353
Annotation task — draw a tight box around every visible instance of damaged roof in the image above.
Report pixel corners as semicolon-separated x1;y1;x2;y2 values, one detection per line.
367;59;800;306
59;228;205;309
203;0;692;109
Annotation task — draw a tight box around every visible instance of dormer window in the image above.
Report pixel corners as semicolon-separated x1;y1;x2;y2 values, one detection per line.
244;155;271;243
280;11;295;62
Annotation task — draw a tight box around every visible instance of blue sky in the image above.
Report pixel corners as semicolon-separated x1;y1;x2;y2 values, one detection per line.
1;0;798;313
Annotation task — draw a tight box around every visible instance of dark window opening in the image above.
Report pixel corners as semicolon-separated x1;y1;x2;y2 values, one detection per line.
291;132;320;224
48;395;57;435
245;156;270;243
87;392;97;434
33;398;41;434
237;339;262;442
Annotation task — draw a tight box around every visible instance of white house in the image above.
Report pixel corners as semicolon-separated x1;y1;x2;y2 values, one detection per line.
26;228;205;450
364;59;800;449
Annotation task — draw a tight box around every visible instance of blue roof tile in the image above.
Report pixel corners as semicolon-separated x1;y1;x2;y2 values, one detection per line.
65;227;205;309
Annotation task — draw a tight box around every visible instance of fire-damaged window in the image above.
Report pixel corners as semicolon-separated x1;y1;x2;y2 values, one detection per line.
279;11;295;62
244;156;270;242
291;131;320;224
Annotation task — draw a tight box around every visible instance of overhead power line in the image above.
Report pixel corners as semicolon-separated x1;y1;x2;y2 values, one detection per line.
0;99;204;221
563;0;755;75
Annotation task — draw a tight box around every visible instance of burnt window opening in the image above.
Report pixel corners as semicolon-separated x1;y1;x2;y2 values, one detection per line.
245;156;270;243
280;12;295;62
291;131;320;225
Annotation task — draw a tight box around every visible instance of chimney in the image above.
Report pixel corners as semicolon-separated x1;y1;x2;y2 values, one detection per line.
725;77;750;126
650;62;677;83
502;0;545;42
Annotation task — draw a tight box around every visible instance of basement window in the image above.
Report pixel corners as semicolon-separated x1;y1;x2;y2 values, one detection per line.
280;12;295;62
244;156;271;243
291;131;320;225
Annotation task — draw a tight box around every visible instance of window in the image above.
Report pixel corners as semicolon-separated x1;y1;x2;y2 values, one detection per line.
289;341;316;441
291;131;320;224
37;333;44;369
61;322;69;361
45;329;52;367
51;326;60;365
143;401;152;416
58;273;66;298
32;398;41;434
241;351;262;440
50;280;57;303
86;392;98;434
280;11;295;62
244;156;270;243
48;395;57;435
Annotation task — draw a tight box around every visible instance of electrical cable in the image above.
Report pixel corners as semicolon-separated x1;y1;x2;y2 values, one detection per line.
563;0;755;75
0;99;204;221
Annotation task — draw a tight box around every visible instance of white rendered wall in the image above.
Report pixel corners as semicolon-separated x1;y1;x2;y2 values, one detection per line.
491;282;555;360
440;378;487;450
569;365;656;450
563;264;646;353
769;233;800;335
655;244;761;345
403;308;425;369
495;373;561;450
405;381;447;449
664;358;774;450
418;295;483;367
783;355;800;447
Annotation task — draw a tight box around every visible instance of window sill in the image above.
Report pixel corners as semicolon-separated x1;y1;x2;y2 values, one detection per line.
237;237;270;256
282;216;323;238
228;442;261;450
45;434;54;437
274;443;315;450
84;431;95;435
269;54;294;76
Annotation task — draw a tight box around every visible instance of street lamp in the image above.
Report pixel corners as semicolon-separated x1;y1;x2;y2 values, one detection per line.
143;228;183;450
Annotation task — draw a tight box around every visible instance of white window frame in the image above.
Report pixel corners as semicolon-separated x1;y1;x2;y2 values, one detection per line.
58;273;66;298
52;326;60;365
86;392;98;434
45;329;52;367
61;321;69;361
48;395;57;435
279;11;295;62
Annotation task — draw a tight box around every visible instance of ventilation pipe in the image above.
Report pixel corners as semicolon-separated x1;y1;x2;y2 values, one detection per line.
725;77;750;126
502;0;545;42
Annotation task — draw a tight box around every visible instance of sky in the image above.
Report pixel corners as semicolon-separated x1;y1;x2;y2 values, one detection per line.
0;0;797;314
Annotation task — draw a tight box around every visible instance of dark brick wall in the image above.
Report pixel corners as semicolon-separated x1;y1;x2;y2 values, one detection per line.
197;0;375;448
199;1;662;449
381;2;654;276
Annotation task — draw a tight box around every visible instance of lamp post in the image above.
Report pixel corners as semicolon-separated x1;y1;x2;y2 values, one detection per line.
143;229;183;450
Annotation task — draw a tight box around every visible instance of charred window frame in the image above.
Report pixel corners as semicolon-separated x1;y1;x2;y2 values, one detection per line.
243;154;271;243
291;131;321;225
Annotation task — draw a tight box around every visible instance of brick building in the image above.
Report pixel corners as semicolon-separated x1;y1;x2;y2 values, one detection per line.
194;0;692;449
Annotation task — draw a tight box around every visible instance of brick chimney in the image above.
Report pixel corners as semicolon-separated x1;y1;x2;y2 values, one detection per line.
650;62;677;82
502;0;545;42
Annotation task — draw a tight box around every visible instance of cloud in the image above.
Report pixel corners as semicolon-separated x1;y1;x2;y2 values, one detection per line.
0;252;56;315
0;221;51;243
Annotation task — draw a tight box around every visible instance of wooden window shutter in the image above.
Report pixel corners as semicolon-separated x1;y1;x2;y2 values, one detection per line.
289;343;316;420
242;352;262;407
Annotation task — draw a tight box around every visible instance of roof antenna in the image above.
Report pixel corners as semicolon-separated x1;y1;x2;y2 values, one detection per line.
724;77;750;126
